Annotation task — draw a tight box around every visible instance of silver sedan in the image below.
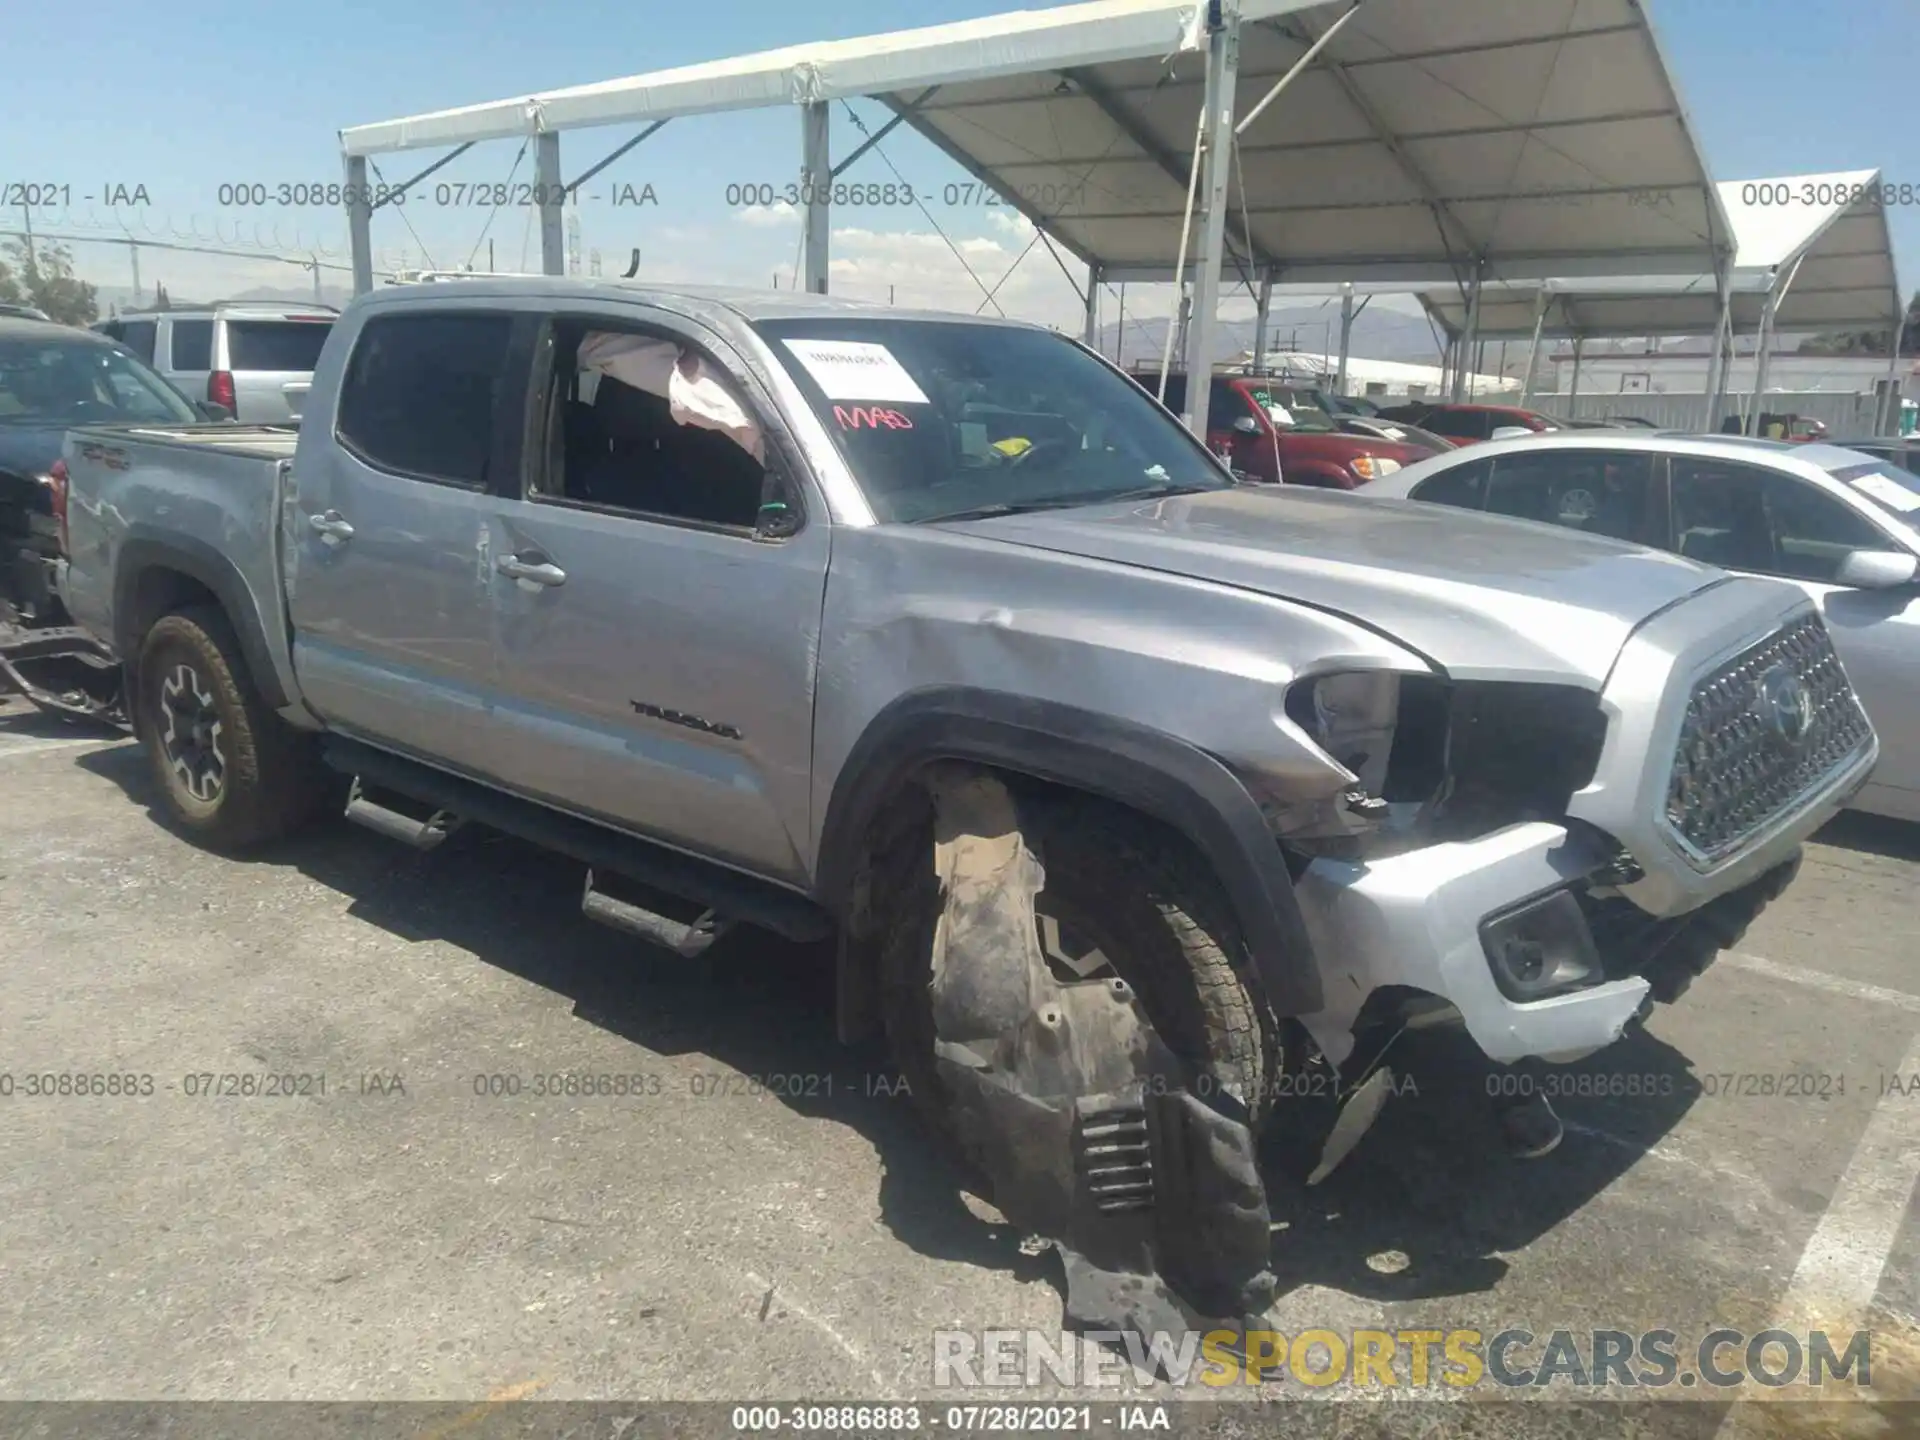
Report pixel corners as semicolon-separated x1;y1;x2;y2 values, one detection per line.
1359;431;1920;823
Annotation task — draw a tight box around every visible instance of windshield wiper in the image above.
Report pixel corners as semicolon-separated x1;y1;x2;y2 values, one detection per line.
1095;482;1218;502
923;482;1218;525
921;497;1096;523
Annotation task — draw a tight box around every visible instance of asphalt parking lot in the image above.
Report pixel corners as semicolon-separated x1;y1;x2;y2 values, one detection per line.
3;695;1919;1430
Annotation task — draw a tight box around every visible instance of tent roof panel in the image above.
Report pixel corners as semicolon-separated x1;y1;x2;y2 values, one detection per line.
343;0;1733;284
1418;169;1902;341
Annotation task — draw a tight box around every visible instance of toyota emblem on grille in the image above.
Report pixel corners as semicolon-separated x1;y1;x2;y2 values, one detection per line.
1757;664;1814;748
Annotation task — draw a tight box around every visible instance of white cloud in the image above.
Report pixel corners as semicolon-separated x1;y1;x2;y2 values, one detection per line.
735;201;799;228
819;225;1088;326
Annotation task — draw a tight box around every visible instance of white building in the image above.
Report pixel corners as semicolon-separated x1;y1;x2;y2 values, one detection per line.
1535;343;1918;399
1245;351;1515;401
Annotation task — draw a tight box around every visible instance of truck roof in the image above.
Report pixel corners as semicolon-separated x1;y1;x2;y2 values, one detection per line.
359;275;1040;331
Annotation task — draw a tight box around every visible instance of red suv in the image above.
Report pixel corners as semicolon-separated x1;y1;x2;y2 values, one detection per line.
1135;372;1443;487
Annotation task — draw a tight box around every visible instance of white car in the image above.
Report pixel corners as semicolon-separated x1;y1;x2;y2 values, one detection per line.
1360;431;1920;823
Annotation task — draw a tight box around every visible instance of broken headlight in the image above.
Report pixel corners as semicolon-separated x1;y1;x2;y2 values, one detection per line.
1299;670;1399;795
1266;673;1612;861
1261;670;1405;858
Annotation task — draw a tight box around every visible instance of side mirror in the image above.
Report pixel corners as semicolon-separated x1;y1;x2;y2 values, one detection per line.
1230;415;1262;437
1489;425;1533;441
1835;549;1920;589
196;400;234;422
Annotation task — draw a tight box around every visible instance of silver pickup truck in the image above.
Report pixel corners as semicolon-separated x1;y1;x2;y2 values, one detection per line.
59;278;1876;1322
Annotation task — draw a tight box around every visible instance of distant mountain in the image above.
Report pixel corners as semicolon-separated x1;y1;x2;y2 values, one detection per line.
1096;304;1447;369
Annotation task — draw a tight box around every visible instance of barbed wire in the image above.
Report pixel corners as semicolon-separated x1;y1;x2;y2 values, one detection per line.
9;202;352;262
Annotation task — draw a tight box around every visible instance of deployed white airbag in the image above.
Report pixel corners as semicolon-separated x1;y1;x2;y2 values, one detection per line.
577;332;765;462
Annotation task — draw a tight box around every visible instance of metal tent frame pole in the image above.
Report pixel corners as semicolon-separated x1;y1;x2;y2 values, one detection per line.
802;102;831;294
1746;286;1781;435
1701;255;1733;431
1335;282;1355;396
1885;296;1907;433
1251;269;1274;369
536;132;566;277
1083;263;1102;345
1179;0;1242;441
1519;287;1550;407
1747;252;1805;432
1452;264;1483;402
1568;336;1584;407
345;154;374;295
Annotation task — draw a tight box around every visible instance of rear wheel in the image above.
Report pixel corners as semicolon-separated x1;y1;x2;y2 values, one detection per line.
136;608;329;850
879;787;1281;1151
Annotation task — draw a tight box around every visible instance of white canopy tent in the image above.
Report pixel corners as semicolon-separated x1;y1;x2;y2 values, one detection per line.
338;0;1736;438
1417;171;1907;428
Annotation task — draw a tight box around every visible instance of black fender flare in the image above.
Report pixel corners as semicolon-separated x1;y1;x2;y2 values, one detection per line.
816;687;1322;1019
112;530;290;710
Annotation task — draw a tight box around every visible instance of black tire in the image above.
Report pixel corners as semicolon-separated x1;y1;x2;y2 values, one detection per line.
135;607;329;851
879;787;1280;1153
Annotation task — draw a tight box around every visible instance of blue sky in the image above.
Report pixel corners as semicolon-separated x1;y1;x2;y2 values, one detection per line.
7;0;1915;327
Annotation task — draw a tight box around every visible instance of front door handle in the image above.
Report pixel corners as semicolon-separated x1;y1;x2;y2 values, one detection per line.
308;510;355;545
497;553;567;589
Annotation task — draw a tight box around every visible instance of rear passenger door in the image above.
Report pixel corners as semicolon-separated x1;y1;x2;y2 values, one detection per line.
115;319;158;366
482;309;830;884
1480;449;1661;546
287;307;529;776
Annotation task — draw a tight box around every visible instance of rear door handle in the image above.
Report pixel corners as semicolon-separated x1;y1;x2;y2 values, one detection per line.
497;553;567;589
308;510;354;545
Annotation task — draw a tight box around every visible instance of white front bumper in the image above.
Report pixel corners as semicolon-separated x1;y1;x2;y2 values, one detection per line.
1291;821;1650;1068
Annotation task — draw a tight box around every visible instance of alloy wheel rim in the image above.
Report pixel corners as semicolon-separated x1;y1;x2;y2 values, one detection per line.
158;662;226;802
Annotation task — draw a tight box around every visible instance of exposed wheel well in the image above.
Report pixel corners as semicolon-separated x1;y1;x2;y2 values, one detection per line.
834;760;1252;1046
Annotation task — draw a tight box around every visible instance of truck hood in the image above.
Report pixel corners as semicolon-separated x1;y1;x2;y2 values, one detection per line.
934;486;1728;686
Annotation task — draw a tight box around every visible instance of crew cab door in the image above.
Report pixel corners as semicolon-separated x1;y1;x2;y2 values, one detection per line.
286;306;528;776
483;308;828;885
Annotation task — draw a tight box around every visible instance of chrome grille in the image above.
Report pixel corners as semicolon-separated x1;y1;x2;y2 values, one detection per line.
1665;613;1871;865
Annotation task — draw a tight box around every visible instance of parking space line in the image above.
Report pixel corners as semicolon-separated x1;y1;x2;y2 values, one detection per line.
1778;1028;1920;1326
1722;951;1920;1015
1714;1029;1920;1437
742;1269;893;1393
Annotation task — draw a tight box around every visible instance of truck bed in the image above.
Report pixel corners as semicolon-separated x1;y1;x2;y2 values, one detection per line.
61;422;305;716
88;422;301;461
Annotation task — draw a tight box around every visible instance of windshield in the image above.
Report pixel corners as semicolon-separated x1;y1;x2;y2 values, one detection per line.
1250;386;1337;432
0;336;198;426
757;319;1231;523
1829;459;1920;525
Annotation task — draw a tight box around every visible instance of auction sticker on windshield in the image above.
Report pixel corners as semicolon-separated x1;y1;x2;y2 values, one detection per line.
780;339;929;404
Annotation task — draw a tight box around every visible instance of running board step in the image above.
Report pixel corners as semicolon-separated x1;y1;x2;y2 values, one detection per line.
581;869;732;957
343;777;461;851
